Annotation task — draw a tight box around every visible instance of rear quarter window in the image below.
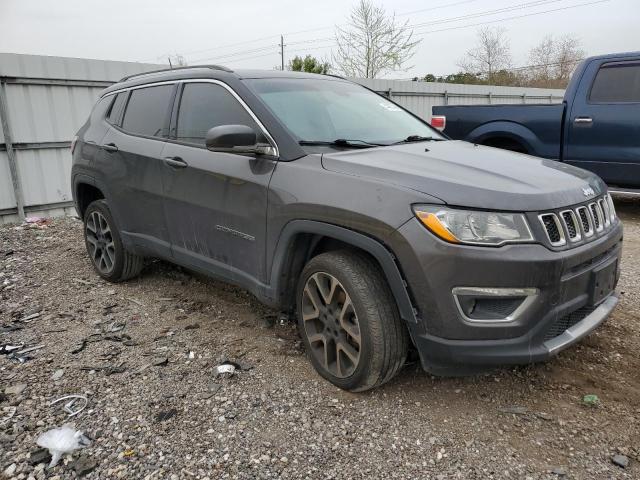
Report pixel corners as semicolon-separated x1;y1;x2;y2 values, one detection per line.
589;62;640;103
121;84;174;137
107;92;128;125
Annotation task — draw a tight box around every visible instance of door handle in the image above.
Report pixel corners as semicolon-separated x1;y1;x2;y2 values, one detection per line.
100;143;119;153
574;117;593;124
164;156;188;168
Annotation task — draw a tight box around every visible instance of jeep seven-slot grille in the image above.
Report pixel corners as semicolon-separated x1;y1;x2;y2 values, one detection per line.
538;194;616;248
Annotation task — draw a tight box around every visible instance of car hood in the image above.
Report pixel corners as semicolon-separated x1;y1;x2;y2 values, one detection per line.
321;140;606;211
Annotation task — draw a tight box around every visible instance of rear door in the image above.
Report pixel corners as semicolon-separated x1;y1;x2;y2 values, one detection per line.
160;80;276;288
93;83;176;258
565;58;640;187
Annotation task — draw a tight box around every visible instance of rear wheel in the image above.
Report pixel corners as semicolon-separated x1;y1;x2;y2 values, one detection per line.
297;250;408;392
83;200;144;282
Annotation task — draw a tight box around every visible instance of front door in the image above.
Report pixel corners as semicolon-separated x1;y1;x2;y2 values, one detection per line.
160;81;276;289
565;58;640;188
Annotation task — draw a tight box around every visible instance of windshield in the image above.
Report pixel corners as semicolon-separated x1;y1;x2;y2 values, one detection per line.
245;78;444;145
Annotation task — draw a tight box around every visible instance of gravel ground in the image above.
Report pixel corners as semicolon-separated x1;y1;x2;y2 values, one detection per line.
1;197;639;479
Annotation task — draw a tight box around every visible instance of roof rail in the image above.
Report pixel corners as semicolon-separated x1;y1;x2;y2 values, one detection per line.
119;65;233;82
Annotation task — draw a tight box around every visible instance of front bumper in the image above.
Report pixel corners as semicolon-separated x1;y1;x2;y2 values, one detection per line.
389;218;623;372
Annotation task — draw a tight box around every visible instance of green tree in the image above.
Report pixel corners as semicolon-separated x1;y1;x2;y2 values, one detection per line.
288;55;331;74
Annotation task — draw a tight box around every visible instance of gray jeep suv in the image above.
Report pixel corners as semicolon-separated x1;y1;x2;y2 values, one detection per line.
71;66;622;391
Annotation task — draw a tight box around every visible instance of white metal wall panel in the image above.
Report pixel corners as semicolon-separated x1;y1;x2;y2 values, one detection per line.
351;78;565;120
0;53;162;82
0;53;566;222
4;84;104;142
0;152;16;210
15;148;72;206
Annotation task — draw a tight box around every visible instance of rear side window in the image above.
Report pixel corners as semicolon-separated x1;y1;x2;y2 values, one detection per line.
176;83;258;146
107;92;128;125
121;85;173;137
590;63;640;103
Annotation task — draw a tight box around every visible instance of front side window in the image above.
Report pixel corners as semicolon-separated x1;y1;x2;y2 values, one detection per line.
590;63;640;103
245;78;443;145
121;84;173;137
176;83;258;146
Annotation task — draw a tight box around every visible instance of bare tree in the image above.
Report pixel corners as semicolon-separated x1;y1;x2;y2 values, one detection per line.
527;35;585;87
458;27;512;83
333;0;420;78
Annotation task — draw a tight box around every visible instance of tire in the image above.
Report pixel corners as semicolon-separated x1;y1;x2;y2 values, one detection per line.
83;199;144;282
296;250;409;392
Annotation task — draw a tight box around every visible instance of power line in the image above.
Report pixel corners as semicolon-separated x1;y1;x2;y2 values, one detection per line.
410;0;565;29
268;0;609;60
180;0;609;68
284;0;568;48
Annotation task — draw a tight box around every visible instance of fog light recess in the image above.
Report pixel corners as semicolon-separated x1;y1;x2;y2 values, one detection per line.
452;287;539;323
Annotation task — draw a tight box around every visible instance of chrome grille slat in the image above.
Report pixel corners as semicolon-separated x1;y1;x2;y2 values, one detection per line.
589;202;603;232
539;194;616;248
576;206;594;238
598;198;610;227
560;210;581;242
538;213;566;246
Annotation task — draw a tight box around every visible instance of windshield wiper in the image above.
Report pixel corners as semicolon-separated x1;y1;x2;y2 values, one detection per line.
391;135;445;145
299;138;384;149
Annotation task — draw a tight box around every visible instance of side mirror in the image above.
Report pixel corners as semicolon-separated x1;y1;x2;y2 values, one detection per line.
205;125;275;156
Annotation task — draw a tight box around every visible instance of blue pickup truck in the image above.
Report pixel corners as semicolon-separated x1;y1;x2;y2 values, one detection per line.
432;51;640;191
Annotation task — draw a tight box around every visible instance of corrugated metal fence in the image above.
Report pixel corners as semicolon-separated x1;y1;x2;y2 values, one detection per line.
0;53;565;224
0;53;163;224
353;78;565;119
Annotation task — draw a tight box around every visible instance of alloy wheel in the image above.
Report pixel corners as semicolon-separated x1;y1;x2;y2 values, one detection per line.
85;211;116;274
301;272;361;378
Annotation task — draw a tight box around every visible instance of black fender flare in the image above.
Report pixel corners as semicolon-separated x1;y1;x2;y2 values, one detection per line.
267;220;418;324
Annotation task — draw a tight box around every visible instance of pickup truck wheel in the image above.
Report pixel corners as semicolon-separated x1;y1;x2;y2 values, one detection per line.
297;251;408;392
83;200;144;282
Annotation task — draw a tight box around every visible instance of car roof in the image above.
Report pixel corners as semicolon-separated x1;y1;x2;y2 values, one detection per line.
101;65;346;96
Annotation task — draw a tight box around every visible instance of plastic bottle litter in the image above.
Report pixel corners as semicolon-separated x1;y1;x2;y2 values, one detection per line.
36;425;91;467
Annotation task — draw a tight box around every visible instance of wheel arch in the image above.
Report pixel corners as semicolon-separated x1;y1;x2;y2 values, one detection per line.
466;121;539;154
267;220;418;325
73;174;104;219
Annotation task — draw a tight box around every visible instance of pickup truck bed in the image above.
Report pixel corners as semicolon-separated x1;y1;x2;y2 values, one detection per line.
435;103;565;160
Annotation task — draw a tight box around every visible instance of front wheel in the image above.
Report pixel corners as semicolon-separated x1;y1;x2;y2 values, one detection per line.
83;200;144;282
296;250;409;392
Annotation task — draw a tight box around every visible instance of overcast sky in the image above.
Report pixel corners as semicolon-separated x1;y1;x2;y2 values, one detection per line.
0;0;637;77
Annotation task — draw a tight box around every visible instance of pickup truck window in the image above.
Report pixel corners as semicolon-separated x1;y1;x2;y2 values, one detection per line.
589;62;640;103
246;78;443;145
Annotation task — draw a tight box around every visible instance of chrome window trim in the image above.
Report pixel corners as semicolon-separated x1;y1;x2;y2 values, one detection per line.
101;78;279;157
538;213;566;247
452;287;539;324
560;209;582;242
576;206;594;237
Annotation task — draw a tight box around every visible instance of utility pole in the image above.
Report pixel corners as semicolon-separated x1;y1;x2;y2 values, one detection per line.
279;34;285;71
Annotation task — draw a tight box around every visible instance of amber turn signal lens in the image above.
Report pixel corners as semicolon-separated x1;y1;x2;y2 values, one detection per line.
415;210;459;243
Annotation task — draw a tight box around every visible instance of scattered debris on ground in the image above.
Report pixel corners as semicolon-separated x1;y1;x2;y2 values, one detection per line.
1;197;639;478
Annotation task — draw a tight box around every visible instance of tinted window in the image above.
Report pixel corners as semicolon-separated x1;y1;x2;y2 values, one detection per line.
590;63;640;103
122;85;173;137
107;92;128;125
176;83;258;146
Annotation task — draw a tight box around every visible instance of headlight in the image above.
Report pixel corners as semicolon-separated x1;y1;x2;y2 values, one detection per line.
413;205;534;246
